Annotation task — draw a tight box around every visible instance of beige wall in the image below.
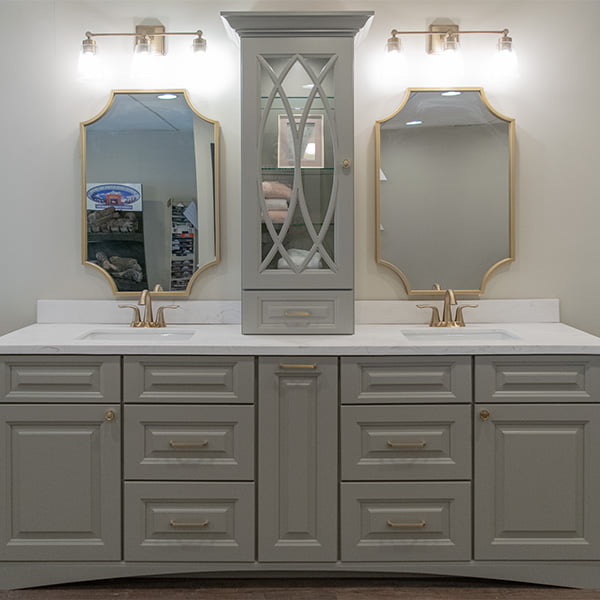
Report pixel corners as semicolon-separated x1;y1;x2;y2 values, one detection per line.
1;0;599;335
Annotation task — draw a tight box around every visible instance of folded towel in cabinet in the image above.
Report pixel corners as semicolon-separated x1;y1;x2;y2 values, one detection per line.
262;181;292;199
265;198;288;210
277;248;322;269
266;209;288;223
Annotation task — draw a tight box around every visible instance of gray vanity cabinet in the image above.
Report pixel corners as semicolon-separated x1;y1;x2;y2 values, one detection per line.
0;356;121;561
122;356;256;562
339;356;472;561
5;352;600;589
222;12;372;334
258;357;338;561
474;356;600;560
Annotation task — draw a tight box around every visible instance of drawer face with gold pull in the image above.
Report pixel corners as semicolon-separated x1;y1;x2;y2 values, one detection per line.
341;405;471;480
124;405;254;480
242;290;354;334
124;482;254;562
341;482;471;562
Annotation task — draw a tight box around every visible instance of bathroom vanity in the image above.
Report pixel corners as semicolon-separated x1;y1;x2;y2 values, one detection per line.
2;300;600;589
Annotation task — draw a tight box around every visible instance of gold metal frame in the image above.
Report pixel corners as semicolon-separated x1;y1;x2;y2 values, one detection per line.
374;87;515;296
80;89;221;297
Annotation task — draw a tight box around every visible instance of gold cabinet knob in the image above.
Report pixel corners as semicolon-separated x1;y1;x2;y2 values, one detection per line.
479;409;491;421
342;159;351;169
104;409;116;422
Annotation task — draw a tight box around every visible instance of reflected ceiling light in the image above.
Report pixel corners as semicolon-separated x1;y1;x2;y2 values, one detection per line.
386;22;513;56
158;93;178;100
405;120;423;125
81;21;207;58
441;90;462;96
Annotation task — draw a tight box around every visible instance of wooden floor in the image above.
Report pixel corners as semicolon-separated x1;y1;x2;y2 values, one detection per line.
3;577;600;599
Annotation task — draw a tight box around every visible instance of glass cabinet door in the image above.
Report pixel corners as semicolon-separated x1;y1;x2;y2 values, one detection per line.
259;53;337;275
242;36;354;290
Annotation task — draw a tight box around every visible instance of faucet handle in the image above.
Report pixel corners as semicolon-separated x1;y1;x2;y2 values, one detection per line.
416;304;441;327
454;304;479;327
155;305;180;327
119;304;142;327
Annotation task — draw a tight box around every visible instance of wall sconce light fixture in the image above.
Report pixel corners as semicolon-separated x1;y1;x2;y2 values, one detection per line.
386;22;512;55
81;22;207;57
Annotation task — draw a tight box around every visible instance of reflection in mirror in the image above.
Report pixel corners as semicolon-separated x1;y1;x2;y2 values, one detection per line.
376;88;514;295
81;90;219;296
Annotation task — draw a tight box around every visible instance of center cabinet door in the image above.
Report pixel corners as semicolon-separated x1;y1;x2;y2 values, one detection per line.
241;36;354;291
258;357;338;561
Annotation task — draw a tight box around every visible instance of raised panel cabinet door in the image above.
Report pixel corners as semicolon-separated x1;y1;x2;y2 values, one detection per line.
474;403;600;559
0;404;121;560
258;357;337;561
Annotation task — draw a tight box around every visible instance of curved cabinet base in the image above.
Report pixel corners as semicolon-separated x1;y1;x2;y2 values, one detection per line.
2;561;600;591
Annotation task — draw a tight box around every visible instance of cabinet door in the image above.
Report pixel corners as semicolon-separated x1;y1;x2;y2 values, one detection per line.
474;403;600;559
258;357;337;561
0;404;121;560
241;36;354;291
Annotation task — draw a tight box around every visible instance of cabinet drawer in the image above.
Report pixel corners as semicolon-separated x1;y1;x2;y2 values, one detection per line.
124;482;254;562
341;356;471;404
124;405;254;480
242;290;354;334
475;355;600;403
341;482;471;562
123;356;254;403
341;405;471;480
0;355;120;403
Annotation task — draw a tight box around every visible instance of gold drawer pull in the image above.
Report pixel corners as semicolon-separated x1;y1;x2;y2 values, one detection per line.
480;409;491;421
169;440;209;448
387;440;427;448
169;520;209;528
284;311;312;317
104;409;116;422
387;520;427;528
279;363;317;369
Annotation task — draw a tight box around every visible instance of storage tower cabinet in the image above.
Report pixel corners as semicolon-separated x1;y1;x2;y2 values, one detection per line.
3;353;600;589
222;12;373;334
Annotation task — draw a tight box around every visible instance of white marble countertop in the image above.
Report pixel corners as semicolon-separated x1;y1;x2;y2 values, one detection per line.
1;322;599;355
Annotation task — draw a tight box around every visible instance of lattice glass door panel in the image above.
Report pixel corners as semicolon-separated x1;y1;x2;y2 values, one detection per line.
258;54;337;275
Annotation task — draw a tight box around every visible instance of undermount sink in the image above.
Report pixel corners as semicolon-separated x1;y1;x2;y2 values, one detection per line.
79;328;196;342
400;327;519;342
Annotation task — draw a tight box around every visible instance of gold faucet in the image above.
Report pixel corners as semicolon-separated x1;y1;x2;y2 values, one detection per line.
138;289;154;326
417;285;478;327
119;289;179;327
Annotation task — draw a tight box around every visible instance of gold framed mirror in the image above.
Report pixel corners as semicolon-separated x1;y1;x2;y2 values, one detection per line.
375;87;514;295
81;89;220;296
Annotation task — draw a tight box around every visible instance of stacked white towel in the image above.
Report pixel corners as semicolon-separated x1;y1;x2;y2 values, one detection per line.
277;248;322;270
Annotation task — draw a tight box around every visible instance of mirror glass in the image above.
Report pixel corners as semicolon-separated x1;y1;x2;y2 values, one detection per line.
82;90;219;295
376;88;514;294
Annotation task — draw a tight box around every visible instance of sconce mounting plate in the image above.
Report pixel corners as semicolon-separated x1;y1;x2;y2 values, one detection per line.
428;23;459;54
135;24;166;55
